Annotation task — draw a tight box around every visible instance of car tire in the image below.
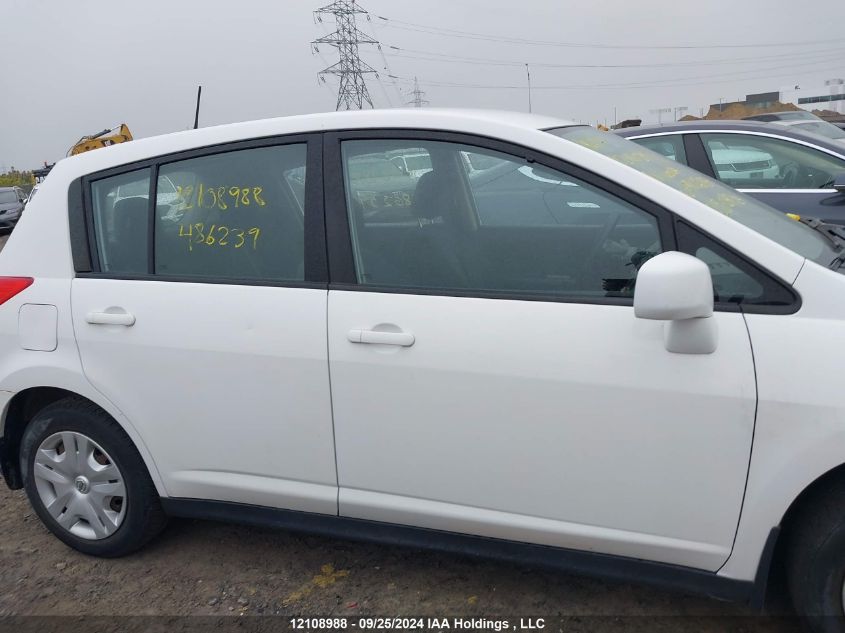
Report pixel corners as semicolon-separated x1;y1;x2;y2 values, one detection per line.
20;396;167;557
786;477;845;633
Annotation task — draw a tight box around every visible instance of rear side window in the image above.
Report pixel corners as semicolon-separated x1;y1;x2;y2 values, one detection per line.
155;145;307;281
90;169;151;274
87;144;308;282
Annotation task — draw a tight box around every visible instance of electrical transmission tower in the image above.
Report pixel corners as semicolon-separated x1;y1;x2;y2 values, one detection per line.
406;77;429;108
313;0;379;110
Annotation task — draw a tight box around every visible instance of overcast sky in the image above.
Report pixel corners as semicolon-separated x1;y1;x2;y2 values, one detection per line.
1;0;843;170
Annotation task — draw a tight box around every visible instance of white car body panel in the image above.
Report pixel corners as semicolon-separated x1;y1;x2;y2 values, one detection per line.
719;259;845;580
0;109;842;587
329;291;755;570
70;279;337;514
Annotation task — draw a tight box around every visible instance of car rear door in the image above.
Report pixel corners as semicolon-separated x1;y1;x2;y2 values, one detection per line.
325;130;758;571
70;135;338;514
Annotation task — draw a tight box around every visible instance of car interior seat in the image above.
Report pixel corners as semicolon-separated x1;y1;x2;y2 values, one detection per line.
402;171;473;289
109;197;149;273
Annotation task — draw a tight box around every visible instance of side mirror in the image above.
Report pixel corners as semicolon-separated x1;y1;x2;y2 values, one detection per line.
833;173;845;194
634;251;717;354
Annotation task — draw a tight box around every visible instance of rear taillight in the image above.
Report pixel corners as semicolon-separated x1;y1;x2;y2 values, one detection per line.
0;277;34;305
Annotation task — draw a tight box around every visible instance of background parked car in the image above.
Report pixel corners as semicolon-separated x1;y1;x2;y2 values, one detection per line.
615;120;845;223
0;186;27;231
743;111;845;146
25;185;39;206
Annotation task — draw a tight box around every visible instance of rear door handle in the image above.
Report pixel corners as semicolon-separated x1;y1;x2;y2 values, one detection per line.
85;311;136;326
347;329;415;347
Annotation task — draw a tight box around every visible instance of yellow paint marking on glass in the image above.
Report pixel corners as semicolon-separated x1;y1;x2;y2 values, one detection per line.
234;229;245;249
786;213;802;221
176;224;261;252
253;187;266;206
173;182;267;209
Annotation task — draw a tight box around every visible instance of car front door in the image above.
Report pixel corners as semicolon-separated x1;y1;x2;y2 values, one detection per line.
71;136;338;514
325;131;757;571
696;132;845;223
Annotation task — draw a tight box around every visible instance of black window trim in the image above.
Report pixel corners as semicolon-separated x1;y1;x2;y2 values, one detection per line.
72;133;328;288
682;133;717;179
672;218;801;315
324;127;678;307
324;128;801;314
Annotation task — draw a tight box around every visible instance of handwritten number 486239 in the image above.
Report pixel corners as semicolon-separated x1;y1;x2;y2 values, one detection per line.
178;223;260;252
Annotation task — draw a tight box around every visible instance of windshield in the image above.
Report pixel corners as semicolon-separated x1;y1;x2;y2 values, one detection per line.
0;191;18;204
789;120;845;141
547;125;839;268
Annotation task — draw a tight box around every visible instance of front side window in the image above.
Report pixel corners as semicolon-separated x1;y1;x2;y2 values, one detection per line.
154;144;307;281
700;133;845;190
342;139;662;299
90;169;151;274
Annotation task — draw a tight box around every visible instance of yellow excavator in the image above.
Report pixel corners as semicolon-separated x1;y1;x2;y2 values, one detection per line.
68;124;133;156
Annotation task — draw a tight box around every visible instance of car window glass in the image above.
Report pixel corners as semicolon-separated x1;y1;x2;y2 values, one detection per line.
631;136;688;164
0;191;18;204
700;133;845;190
90;169;151;274
676;221;795;307
342;139;662;300
155;144;307;281
548;126;838;269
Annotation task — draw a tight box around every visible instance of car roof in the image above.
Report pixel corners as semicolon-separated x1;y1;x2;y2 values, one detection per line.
613;119;845;154
56;109;577;179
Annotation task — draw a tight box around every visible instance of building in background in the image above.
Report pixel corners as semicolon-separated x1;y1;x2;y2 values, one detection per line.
686;79;845;122
780;79;845;116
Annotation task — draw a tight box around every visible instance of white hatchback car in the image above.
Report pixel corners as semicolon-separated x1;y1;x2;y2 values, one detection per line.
2;110;845;627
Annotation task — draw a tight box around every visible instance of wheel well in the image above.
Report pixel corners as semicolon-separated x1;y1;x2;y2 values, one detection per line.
0;387;79;489
761;463;845;611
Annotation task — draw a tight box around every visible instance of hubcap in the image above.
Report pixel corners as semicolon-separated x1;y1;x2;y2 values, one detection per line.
33;431;127;540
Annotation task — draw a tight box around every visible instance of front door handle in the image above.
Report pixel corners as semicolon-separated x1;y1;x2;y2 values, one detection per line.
347;329;415;347
85;311;136;326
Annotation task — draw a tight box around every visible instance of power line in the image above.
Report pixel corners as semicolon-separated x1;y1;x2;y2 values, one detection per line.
382;45;845;70
387;56;845;91
375;75;395;107
313;0;379;110
369;17;406;105
374;15;843;50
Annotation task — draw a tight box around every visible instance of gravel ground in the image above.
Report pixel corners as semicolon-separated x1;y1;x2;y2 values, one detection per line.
0;228;799;632
0;485;799;633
